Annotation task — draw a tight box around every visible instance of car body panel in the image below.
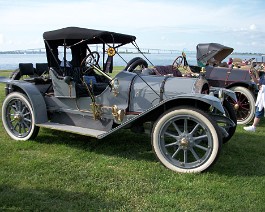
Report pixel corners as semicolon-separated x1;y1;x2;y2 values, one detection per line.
204;66;257;91
130;75;203;112
0;70;226;136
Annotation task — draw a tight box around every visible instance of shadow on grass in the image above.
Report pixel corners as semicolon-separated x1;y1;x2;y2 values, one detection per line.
35;128;156;163
212;127;265;177
34;125;265;177
0;184;124;211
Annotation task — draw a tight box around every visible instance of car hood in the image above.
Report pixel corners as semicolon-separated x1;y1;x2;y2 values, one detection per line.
129;74;209;111
131;75;208;96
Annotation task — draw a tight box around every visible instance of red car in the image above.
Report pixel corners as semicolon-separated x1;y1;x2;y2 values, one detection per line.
191;43;258;125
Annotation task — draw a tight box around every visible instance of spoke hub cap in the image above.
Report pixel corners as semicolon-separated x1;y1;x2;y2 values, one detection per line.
179;134;194;150
234;103;239;110
14;112;23;122
180;137;189;148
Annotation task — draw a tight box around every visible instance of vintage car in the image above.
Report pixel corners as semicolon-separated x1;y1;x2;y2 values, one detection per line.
0;27;236;173
194;43;261;125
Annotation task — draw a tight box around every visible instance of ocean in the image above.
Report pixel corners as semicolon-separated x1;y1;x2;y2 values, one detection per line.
0;52;264;71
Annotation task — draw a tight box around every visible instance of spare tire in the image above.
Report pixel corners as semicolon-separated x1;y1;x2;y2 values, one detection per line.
127;58;148;72
124;57;143;71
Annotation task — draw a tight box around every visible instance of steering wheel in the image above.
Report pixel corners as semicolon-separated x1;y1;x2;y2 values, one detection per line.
80;51;100;74
172;55;188;70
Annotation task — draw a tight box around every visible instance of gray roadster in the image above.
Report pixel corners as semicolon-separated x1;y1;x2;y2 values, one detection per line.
0;27;236;173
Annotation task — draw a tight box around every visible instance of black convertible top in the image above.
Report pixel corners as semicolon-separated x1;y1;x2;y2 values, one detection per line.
196;43;234;66
43;27;136;45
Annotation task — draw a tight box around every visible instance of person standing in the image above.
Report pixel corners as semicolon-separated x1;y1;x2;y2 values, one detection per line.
244;64;265;132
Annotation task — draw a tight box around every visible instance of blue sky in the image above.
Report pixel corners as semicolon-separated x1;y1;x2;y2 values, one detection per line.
0;0;265;53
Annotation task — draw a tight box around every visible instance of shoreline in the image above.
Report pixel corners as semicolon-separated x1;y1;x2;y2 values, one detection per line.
1;53;264;71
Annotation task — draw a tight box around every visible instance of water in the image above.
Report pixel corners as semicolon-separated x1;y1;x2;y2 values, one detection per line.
0;54;47;70
0;52;263;71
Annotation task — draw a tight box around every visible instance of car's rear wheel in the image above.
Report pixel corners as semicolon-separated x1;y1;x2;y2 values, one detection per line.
152;106;222;173
2;92;39;141
228;86;255;125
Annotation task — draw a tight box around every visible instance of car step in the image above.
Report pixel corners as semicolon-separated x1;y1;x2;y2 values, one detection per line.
37;122;107;138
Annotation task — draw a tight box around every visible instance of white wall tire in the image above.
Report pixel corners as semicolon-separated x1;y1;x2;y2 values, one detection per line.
229;86;255;125
152;107;222;173
2;92;39;141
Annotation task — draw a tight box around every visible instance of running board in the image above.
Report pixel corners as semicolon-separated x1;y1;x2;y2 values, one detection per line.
37;106;157;139
37;122;107;138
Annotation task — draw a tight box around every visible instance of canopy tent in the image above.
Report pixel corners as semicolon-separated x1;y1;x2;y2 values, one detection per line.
196;43;234;67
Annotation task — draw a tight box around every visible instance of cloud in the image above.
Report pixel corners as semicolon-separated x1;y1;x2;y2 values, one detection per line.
1;0;259;30
0;0;265;52
249;24;256;30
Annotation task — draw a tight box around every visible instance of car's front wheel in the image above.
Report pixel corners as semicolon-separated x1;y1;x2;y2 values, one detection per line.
152;106;222;173
2;92;39;141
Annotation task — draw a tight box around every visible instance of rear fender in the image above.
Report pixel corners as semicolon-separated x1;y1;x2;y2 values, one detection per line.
5;81;48;124
226;82;258;95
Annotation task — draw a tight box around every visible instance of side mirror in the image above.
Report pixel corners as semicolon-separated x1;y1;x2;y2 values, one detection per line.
64;76;72;85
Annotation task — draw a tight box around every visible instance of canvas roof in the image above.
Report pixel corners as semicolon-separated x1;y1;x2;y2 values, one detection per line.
43;27;136;45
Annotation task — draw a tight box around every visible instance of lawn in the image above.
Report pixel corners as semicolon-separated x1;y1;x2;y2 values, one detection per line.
0;70;265;211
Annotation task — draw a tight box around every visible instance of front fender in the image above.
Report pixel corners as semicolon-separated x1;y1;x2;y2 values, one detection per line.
173;94;225;114
98;93;225;139
127;93;225;123
5;81;48;124
210;87;237;102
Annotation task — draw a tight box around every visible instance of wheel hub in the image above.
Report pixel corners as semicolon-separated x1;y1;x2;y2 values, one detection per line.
14;112;23;122
234;103;239;110
179;134;194;149
180;137;189;147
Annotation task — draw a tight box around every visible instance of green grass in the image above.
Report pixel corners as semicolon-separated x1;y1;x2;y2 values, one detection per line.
0;71;265;211
0;70;13;77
